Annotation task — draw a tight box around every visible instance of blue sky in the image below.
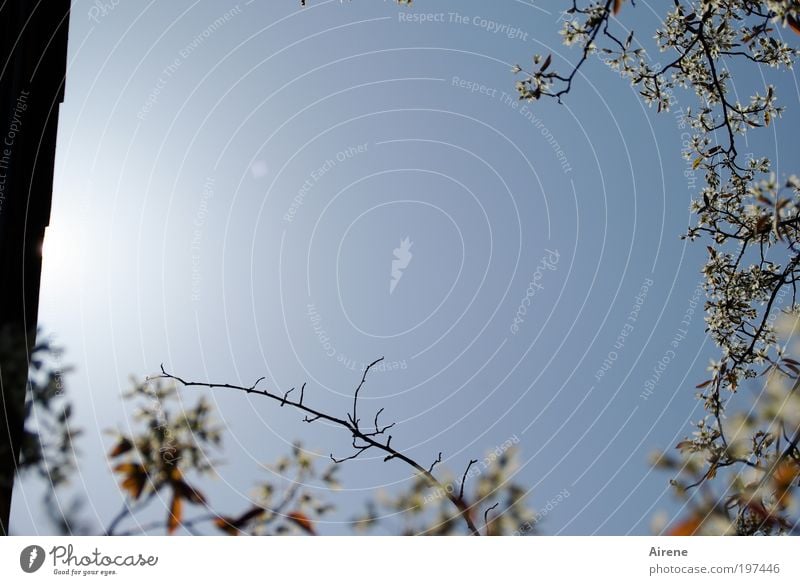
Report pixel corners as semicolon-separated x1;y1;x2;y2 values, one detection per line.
11;0;800;535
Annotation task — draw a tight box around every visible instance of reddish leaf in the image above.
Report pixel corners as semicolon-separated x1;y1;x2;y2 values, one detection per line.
108;437;133;458
214;517;239;536
773;460;800;491
214;507;266;535
744;500;784;527
788;14;800;36
174;479;207;505
667;515;701;536
114;463;147;500
167;493;183;535
287;511;316;535
113;462;139;474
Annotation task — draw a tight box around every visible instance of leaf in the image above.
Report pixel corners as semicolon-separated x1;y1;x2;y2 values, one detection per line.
214;506;267;535
613;0;623;15
692;156;703;170
287;511;316;535
114;463;148;500
214;517;239;536
776;460;800;484
539;54;552;73
59;404;72;422
167;493;183;535
788;14;800;36
742;500;788;528
695;379;713;389
173;480;207;505
667;515;701;536
120;475;147;500
108;437;133;458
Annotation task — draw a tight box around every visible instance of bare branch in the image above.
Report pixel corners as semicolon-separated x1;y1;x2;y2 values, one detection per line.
459;459;478;502
484;502;500;532
428;452;442;474
330;447;370;464
154;362;481;535
349;357;384;429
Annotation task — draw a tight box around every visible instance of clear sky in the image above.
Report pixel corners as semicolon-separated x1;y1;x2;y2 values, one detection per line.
11;0;800;535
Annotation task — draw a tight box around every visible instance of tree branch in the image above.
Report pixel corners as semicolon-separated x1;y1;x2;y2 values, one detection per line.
151;360;482;535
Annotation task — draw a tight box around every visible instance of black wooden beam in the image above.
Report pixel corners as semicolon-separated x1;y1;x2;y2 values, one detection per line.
0;0;70;535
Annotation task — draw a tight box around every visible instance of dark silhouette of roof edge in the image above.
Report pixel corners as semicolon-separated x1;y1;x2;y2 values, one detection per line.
0;0;71;535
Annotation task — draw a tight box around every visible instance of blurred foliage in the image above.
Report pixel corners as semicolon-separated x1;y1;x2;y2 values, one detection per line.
353;443;536;535
0;330;82;534
15;351;537;536
108;381;536;535
510;0;800;536
5;332;79;493
107;379;339;535
653;312;800;535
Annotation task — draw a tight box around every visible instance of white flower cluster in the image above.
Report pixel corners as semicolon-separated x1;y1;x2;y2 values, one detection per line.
518;0;800;534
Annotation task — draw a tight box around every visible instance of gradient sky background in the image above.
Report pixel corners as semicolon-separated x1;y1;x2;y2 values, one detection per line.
10;0;800;535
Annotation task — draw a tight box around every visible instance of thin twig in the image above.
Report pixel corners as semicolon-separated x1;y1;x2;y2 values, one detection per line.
484;502;500;533
459;459;478;502
428;452;442;474
151;359;481;535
